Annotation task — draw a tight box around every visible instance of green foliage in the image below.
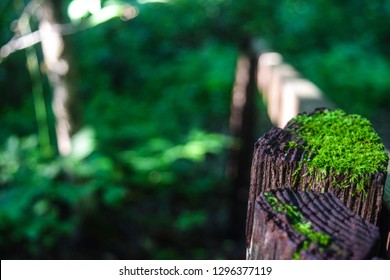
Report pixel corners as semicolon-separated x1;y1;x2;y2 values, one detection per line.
289;45;390;116
0;0;240;259
268;1;390;117
287;109;389;194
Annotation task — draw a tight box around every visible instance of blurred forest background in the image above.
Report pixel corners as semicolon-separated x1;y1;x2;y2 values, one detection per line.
1;0;390;259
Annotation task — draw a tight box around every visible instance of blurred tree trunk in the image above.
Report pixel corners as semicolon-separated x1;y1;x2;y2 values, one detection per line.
37;0;76;156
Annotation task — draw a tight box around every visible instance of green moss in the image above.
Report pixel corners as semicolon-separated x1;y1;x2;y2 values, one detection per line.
287;109;389;194
287;141;299;148
264;192;331;259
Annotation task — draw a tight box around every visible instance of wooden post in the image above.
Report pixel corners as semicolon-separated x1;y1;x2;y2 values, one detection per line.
278;78;334;128
228;41;257;246
246;108;389;259
266;64;299;125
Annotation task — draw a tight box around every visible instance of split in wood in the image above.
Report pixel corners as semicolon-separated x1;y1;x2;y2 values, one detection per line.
247;188;380;260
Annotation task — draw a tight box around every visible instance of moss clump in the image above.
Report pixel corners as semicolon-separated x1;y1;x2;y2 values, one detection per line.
287;109;388;194
264;192;331;259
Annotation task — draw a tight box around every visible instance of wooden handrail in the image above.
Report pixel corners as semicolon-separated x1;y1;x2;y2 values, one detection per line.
246;51;390;259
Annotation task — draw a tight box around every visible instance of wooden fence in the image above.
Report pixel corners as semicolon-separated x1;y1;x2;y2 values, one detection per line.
257;52;335;128
243;50;390;259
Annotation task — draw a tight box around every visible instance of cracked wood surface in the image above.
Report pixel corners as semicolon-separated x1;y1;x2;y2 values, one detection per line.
247;188;380;259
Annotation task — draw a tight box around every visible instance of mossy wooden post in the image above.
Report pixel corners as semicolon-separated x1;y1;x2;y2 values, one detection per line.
246;108;389;259
247;188;380;259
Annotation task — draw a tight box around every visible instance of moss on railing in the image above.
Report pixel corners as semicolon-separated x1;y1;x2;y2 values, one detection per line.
286;109;389;194
264;191;331;259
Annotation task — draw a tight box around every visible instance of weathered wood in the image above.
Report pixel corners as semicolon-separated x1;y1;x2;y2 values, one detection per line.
246;126;301;247
381;175;390;258
246;111;387;246
247;188;380;260
246;108;388;259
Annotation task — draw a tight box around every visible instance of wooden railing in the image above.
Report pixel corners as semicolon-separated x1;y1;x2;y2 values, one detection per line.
242;49;390;260
257;52;334;128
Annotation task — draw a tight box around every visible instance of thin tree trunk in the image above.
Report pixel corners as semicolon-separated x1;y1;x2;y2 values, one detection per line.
37;0;74;156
